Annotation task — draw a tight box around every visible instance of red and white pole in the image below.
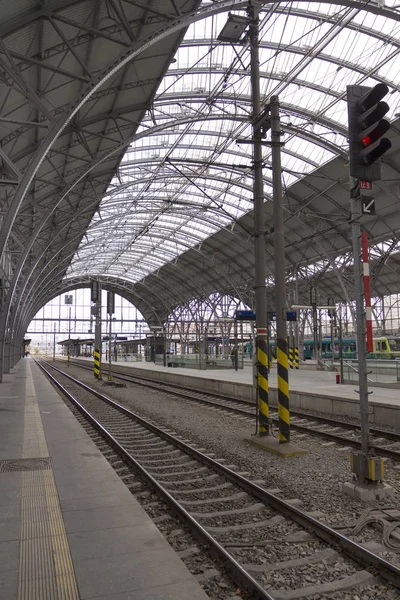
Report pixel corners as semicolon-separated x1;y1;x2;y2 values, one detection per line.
361;231;373;353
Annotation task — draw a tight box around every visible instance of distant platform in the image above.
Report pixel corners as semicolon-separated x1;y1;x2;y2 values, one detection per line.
0;358;209;600
70;356;400;429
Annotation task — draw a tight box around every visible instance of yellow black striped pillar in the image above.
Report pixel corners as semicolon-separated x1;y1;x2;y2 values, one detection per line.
289;347;293;369
277;337;290;442
257;337;269;436
294;347;299;369
94;349;101;379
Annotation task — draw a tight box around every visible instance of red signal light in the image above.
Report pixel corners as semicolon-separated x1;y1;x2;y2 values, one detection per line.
362;135;371;146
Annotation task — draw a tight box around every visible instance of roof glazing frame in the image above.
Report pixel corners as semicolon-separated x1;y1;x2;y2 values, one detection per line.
66;0;400;288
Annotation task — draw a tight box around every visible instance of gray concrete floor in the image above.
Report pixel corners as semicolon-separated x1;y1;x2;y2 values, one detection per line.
0;358;209;600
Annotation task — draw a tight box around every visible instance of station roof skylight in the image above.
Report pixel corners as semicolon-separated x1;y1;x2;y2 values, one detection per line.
67;1;400;284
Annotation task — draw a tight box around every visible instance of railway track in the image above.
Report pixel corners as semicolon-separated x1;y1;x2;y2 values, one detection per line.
39;359;400;600
64;358;400;462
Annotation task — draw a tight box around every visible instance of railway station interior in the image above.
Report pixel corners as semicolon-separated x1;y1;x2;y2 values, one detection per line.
2;1;400;599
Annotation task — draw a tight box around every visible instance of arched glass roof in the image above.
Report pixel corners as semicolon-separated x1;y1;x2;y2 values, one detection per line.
67;0;400;284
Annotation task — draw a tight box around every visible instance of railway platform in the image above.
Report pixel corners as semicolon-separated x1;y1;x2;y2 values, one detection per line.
0;357;209;600
85;357;400;429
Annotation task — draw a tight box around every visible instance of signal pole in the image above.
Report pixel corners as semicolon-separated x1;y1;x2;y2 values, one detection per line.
344;83;393;500
349;176;370;460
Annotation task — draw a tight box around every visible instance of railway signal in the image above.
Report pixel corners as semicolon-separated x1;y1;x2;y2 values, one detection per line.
347;83;392;181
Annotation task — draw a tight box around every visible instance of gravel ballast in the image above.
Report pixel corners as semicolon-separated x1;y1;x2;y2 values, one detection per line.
51;361;400;598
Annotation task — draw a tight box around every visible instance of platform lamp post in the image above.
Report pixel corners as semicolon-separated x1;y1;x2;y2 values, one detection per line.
64;294;73;367
219;5;270;436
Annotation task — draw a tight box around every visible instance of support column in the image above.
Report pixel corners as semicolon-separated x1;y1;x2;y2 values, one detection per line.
249;1;269;436
234;319;238;371
4;339;10;373
271;95;290;444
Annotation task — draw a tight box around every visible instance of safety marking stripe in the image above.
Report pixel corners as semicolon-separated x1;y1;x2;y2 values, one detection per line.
258;374;268;393
257;346;268;364
278;375;289;399
278;404;290;426
259;398;269;418
277;338;290;441
258;362;268;379
278;416;290;441
94;348;101;378
277;347;288;373
257;339;269;434
277;359;288;378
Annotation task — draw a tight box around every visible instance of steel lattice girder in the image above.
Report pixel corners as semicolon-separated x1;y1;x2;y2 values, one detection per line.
2;0;400;357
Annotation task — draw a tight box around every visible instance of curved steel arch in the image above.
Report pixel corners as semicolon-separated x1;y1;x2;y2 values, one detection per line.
4;0;400;374
0;0;249;263
6;0;394;265
9;147;268;347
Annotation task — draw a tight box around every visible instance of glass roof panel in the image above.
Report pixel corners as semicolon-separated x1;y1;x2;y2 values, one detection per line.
67;1;400;284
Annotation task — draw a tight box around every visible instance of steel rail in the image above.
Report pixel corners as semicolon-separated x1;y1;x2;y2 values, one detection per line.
63;359;400;461
38;359;400;590
35;358;275;600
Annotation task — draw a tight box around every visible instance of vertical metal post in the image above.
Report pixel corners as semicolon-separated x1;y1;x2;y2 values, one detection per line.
108;314;112;381
53;323;56;362
312;303;319;365
381;295;386;332
94;282;102;379
362;232;373;353
271;95;290;443
234;318;238;371
68;306;71;367
339;309;344;383
240;321;244;368
294;281;300;367
163;326;167;367
350;176;369;462
249;0;269;436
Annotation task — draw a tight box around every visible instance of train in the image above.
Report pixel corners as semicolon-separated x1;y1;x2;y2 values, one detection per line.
302;336;400;360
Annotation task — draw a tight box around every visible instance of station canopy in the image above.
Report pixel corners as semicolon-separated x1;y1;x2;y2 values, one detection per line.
2;0;400;327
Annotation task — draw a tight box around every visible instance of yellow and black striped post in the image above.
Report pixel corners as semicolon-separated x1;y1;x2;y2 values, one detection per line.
257;337;270;436
289;346;293;369
277;337;290;442
94;349;101;379
294;347;299;369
